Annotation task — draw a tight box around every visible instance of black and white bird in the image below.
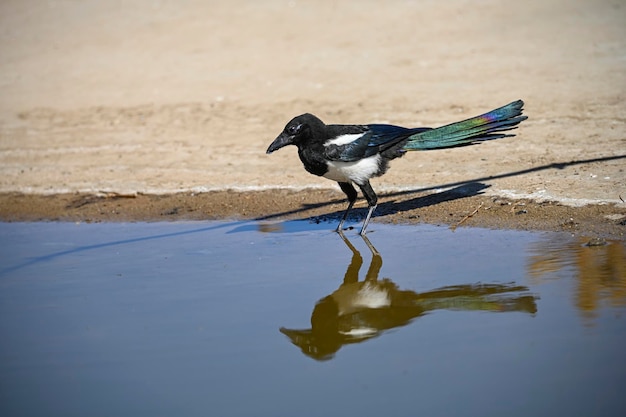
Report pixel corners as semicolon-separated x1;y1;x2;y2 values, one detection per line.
266;100;527;235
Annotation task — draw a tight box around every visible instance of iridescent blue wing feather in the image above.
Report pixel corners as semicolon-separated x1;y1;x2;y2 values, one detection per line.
403;100;526;150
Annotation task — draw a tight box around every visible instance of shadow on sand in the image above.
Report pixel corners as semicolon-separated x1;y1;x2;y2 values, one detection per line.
258;154;626;224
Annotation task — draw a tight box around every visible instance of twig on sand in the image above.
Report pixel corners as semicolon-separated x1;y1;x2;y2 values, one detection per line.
98;191;138;198
450;202;484;231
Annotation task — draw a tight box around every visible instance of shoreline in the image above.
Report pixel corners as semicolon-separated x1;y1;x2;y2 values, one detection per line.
2;190;624;240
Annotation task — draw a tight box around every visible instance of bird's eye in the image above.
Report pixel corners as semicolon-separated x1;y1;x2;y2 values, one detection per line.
287;124;301;135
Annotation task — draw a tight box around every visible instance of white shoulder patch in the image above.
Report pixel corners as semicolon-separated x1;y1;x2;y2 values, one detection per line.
324;133;364;147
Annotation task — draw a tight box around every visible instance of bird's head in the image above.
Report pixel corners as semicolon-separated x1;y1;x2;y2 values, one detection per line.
266;113;324;154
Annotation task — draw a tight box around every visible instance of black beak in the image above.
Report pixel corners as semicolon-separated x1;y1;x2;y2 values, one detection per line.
266;133;293;154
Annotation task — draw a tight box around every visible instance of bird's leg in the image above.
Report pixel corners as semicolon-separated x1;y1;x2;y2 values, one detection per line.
336;201;354;232
336;182;358;232
357;181;378;235
360;205;377;235
362;235;382;282
337;229;363;285
360;233;380;258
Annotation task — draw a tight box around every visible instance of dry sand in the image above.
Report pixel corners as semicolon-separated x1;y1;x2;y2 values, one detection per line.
0;0;625;237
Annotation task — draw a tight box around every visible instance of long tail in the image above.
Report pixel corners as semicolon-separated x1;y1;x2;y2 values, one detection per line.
403;100;527;150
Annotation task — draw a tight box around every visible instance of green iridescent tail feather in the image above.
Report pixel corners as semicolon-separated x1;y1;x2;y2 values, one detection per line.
403;100;527;151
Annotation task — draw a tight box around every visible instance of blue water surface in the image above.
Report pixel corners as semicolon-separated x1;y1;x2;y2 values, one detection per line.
0;221;624;417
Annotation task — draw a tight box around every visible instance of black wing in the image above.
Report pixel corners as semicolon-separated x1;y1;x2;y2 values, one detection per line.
324;124;430;162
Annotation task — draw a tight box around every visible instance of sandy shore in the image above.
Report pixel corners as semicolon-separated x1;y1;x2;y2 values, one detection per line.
1;190;625;240
0;0;624;237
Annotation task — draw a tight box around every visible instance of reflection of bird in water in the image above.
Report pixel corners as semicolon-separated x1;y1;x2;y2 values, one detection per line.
280;232;538;361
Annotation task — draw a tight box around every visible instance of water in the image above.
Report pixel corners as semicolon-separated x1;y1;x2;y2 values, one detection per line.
0;221;625;417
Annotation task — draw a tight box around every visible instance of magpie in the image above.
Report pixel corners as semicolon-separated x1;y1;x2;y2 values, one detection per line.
266;100;527;235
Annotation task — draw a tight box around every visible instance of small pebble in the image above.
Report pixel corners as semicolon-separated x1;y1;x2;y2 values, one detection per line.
584;238;607;247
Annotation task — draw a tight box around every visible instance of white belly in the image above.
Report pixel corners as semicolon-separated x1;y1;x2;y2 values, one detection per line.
323;155;381;184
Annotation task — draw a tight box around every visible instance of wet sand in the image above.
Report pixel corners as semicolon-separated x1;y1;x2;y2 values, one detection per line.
1;190;625;240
